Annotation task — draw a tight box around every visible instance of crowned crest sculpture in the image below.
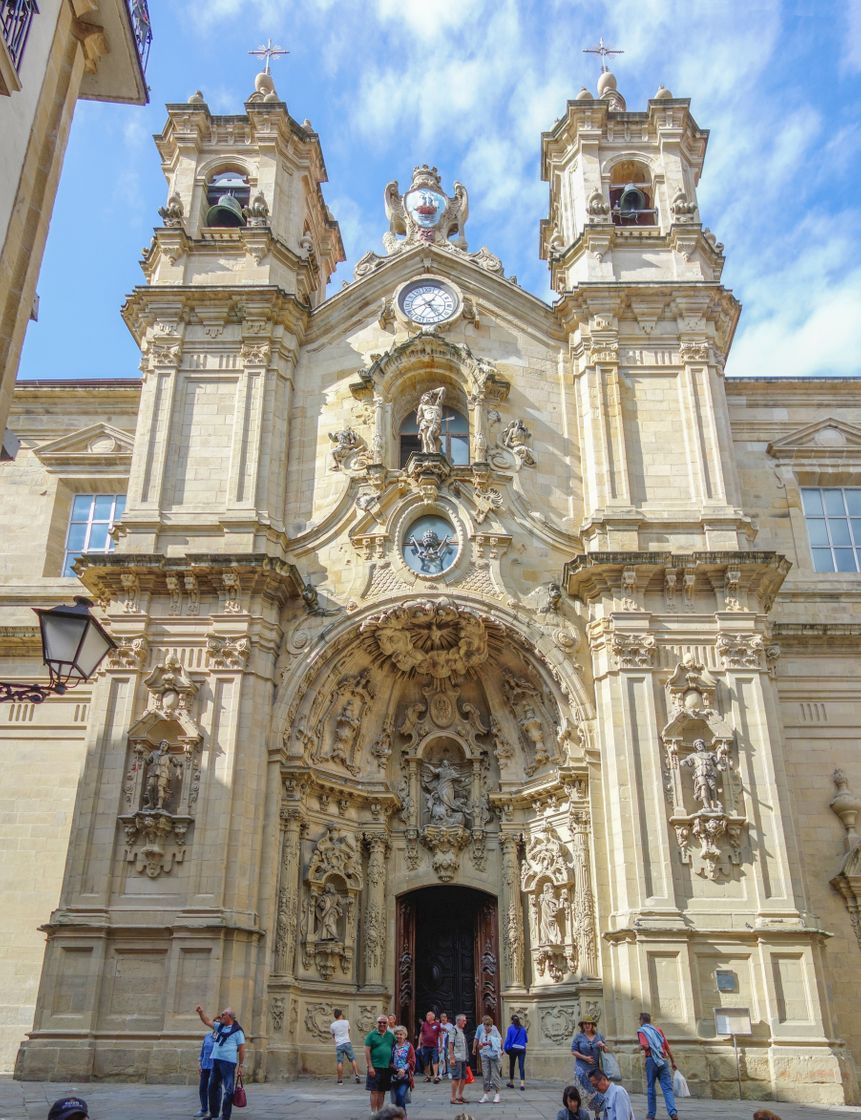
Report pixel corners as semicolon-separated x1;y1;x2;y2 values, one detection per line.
383;165;469;253
354;166;506;281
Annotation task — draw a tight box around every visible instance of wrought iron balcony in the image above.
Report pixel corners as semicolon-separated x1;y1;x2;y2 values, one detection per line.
127;0;152;73
1;0;38;72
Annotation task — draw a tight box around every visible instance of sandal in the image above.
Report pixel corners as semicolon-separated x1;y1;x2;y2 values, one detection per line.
434;1076;441;1083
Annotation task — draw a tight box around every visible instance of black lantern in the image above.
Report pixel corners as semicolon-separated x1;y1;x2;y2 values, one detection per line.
0;597;115;704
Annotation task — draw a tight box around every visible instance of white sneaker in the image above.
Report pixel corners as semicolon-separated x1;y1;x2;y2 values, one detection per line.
479;1093;490;1103
493;1093;501;1103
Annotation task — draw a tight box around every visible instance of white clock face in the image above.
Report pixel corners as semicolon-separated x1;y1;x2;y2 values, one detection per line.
399;281;458;325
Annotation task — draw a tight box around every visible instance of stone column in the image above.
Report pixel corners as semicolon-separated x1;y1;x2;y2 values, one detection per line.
570;808;598;978
372;392;385;464
274;806;305;978
364;832;389;987
500;832;525;990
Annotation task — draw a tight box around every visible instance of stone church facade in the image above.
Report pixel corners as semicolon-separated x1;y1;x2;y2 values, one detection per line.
1;66;860;1103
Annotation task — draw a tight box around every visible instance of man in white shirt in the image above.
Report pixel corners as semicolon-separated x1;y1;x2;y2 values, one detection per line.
330;1007;361;1085
590;1069;636;1120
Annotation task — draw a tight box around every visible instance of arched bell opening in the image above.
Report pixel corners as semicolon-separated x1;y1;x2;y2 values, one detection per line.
205;168;250;227
609;158;656;226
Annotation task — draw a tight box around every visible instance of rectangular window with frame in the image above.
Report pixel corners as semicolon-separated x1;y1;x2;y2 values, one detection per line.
63;494;126;577
801;487;861;573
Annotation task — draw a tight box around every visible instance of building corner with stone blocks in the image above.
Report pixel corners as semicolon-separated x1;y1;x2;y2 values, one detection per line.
0;54;859;1107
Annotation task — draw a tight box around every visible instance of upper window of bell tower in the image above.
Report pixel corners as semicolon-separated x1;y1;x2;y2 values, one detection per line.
205;169;250;227
609;160;656;227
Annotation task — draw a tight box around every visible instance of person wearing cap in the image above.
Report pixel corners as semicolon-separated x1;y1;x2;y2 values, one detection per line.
47;1098;88;1120
571;1015;607;1094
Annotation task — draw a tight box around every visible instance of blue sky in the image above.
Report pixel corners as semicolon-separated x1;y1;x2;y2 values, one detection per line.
18;0;861;379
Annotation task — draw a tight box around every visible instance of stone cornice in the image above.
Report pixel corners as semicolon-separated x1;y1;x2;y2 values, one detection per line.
77;553;304;610
563;550;791;610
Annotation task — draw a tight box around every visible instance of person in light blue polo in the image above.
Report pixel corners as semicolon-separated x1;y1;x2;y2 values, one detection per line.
196;1004;246;1120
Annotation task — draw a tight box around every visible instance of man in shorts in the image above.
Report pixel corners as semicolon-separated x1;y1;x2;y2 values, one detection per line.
449;1013;471;1106
365;1014;395;1112
330;1007;361;1085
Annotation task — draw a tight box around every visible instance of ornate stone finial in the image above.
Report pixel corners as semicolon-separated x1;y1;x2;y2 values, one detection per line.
831;770;861;848
187;90;205;104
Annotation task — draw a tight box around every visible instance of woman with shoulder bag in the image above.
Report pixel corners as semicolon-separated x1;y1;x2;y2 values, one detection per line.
503;1013;528;1090
389;1025;416;1117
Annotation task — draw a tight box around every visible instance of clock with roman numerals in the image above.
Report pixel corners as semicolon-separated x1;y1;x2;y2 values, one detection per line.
398;279;459;325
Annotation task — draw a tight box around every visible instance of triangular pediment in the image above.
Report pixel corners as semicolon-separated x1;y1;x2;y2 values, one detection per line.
33;422;134;473
767;417;861;461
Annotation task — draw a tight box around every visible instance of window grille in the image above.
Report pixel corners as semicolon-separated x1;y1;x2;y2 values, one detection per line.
1;0;38;72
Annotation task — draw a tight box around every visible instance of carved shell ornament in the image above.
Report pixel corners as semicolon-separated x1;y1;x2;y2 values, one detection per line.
360;599;489;681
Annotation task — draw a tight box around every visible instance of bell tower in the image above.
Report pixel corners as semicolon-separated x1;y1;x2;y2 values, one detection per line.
540;70;722;288
118;62;344;556
541;63;746;552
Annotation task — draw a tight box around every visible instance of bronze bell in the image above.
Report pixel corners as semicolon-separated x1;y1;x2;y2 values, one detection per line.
205;192;246;228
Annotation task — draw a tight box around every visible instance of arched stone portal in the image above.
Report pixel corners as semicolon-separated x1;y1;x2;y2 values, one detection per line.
267;595;602;1078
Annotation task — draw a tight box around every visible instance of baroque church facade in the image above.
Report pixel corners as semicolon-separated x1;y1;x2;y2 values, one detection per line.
2;64;861;1103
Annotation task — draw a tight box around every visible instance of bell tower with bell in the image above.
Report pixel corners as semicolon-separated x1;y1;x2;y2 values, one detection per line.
117;48;344;556
540;48;747;552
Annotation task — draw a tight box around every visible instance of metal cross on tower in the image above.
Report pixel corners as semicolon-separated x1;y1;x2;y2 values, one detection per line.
248;37;289;75
583;36;623;73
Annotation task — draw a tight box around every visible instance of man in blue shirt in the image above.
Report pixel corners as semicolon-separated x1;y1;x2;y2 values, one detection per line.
196;1005;246;1120
589;1069;636;1120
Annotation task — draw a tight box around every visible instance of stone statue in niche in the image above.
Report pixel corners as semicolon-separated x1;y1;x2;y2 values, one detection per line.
681;738;730;813
332;699;361;768
422;759;470;828
535;883;563;944
315;882;343;941
503;675;551;774
142;739;182;812
416;387;446;453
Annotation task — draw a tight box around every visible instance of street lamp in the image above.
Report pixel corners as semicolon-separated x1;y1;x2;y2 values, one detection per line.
0;597;116;704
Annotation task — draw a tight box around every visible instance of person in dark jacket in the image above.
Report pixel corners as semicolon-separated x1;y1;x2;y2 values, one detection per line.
503;1013;528;1089
557;1083;591;1120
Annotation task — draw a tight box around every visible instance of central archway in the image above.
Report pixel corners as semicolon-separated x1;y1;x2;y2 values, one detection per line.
396;885;498;1042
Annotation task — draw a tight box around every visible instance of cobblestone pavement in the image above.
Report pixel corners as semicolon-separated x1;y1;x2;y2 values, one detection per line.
1;1076;854;1120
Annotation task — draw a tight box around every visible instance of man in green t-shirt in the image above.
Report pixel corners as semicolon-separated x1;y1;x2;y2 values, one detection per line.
364;1015;395;1111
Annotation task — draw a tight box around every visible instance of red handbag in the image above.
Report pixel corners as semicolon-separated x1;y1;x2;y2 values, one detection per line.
232;1072;247;1108
465;1064;475;1085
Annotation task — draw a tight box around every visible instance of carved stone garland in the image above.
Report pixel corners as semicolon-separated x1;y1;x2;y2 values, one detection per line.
301;826;364;980
661;659;746;880
118;654;202;878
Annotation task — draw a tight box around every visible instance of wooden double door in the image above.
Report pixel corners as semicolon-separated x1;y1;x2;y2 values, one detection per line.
396;886;499;1039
